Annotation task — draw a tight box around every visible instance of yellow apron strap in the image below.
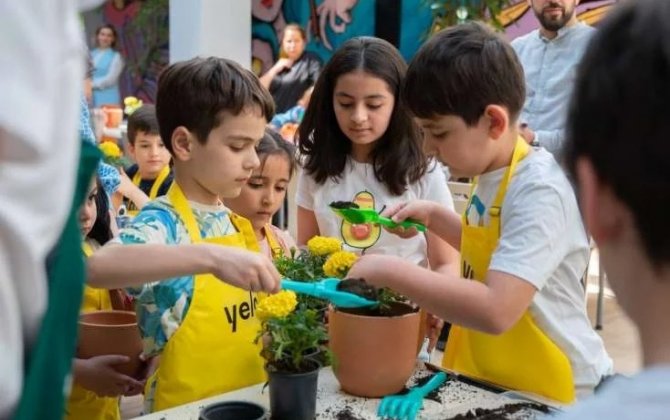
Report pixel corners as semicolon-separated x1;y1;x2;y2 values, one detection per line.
264;224;285;259
133;165;170;200
82;242;94;258
487;138;530;237
167;183;203;243
230;214;261;253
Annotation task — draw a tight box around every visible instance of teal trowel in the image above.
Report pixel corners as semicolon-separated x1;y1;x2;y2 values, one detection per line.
281;278;378;308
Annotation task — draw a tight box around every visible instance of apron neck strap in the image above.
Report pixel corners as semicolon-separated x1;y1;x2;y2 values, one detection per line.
133;165;171;200
489;137;530;216
167;183;203;243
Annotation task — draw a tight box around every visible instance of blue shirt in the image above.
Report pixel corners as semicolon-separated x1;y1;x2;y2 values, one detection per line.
512;23;595;160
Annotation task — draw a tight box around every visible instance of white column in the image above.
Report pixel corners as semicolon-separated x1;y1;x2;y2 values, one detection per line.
170;0;251;68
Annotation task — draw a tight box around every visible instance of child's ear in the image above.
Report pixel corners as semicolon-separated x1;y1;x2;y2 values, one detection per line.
127;142;136;159
576;157;625;245
484;105;509;141
171;127;193;161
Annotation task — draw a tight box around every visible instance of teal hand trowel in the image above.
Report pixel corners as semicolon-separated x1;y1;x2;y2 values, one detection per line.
329;201;427;232
281;278;378;308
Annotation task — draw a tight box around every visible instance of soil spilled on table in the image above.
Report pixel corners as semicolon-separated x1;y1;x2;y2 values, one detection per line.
446;402;551;419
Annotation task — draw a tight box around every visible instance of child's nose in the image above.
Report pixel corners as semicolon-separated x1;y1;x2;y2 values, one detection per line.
351;105;367;123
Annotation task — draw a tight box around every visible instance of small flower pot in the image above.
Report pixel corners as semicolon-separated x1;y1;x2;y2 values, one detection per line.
267;359;320;420
77;310;143;377
199;401;268;420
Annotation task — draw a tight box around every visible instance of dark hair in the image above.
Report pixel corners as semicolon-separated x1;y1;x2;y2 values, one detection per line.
282;23;307;42
298;37;426;195
566;0;670;267
95;24;118;49
88;177;113;245
258;128;297;178
156;57;275;156
404;22;525;125
127;104;159;145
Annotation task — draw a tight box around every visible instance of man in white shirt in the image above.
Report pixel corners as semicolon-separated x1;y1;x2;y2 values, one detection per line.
512;0;594;162
558;0;670;418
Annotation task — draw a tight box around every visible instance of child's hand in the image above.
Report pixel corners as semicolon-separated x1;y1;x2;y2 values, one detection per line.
207;245;282;293
346;254;394;287
74;355;143;397
424;312;444;352
381;200;436;238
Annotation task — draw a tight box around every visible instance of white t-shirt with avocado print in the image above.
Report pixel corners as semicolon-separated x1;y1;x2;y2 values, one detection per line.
296;159;454;267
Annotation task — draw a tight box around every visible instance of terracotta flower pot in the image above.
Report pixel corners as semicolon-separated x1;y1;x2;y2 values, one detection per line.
78;310;143;377
101;105;123;128
328;303;421;397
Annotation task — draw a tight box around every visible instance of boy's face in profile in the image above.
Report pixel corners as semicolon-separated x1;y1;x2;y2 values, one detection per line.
416;114;494;178
187;107;265;199
129;131;171;179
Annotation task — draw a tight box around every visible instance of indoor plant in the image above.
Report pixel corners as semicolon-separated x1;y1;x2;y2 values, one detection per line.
255;291;329;420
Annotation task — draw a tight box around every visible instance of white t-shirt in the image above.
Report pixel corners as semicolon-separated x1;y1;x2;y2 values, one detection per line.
468;148;613;394
297;159;454;267
552;366;670;419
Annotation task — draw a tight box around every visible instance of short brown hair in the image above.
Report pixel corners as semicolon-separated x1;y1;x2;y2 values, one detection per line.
156;57;275;155
127;104;159;145
404;22;525;125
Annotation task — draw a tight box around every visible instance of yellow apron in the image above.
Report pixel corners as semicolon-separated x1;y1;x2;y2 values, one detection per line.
65;243;121;420
148;184;266;412
264;223;285;259
442;138;575;403
126;165;170;216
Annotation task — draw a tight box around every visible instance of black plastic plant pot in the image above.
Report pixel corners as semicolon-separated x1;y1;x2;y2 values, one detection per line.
198;401;268;420
268;359;320;420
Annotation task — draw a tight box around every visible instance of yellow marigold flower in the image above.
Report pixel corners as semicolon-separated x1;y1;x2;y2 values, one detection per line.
256;290;298;321
123;96;143;115
99;141;122;158
307;236;342;256
323;250;358;278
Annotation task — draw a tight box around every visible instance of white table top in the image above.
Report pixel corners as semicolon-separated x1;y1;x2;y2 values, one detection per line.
135;365;555;419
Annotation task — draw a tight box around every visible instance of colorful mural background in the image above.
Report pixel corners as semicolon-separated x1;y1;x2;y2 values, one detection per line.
83;0;169;103
82;0;617;103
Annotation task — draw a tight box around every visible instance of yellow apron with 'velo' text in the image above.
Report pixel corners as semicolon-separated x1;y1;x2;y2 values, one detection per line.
127;165;171;216
442;138;575;403
65;243;120;420
148;183;266;412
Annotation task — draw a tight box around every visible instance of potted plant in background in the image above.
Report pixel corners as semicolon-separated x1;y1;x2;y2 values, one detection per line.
256;291;330;420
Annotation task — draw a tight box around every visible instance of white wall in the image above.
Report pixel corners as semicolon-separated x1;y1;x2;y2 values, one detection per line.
170;0;251;68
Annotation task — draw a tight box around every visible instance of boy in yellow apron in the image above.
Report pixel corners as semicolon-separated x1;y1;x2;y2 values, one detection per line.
348;23;612;404
555;2;670;417
123;104;173;215
89;57;282;413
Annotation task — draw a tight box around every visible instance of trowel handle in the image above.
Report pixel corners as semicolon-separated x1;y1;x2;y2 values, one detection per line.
377;216;427;232
281;279;321;297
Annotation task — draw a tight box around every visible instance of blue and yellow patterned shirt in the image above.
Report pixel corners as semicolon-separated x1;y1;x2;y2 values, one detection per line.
113;196;238;357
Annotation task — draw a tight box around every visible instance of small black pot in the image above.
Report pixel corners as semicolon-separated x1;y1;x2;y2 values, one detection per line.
199;401;268;420
268;359;320;420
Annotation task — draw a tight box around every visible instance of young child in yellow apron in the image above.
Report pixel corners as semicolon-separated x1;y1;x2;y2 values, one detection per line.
123;104;173;216
66;178;138;420
224;128;298;260
347;23;612;404
100;57;282;413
